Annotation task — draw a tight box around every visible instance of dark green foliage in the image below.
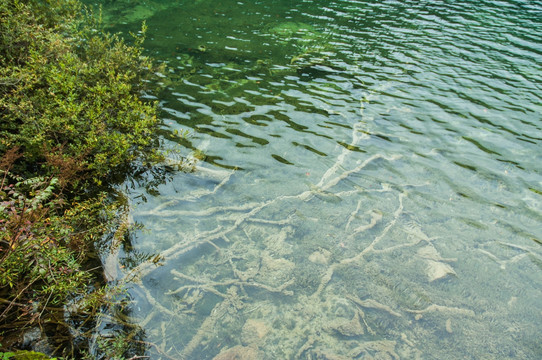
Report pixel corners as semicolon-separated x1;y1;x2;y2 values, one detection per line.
0;0;162;185
0;0;164;356
0;149;113;354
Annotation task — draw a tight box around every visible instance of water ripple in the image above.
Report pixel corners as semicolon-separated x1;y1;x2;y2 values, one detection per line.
94;0;542;358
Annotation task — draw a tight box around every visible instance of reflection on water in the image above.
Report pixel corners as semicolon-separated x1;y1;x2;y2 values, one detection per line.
86;0;542;358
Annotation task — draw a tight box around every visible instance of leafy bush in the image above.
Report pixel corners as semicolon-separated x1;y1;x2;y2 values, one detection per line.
0;148;121;351
0;0;162;186
0;0;165;356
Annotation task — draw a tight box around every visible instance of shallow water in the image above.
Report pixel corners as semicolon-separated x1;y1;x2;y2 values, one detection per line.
86;0;541;358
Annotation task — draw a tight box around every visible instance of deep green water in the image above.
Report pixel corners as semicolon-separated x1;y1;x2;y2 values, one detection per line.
86;0;541;358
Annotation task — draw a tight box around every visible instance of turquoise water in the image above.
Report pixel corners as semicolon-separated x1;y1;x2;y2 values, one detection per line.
86;0;541;358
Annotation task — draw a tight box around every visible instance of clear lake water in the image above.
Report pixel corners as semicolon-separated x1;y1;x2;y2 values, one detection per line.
83;0;542;358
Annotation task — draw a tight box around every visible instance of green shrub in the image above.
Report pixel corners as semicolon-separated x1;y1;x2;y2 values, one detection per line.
0;149;120;346
0;0;162;186
0;0;166;356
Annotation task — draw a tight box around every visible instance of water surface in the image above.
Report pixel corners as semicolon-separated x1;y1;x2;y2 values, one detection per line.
88;0;542;358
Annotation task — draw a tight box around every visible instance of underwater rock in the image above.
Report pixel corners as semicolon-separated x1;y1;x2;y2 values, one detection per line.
425;259;456;282
241;319;269;346
266;21;318;39
264;21;332;69
417;245;457;282
21;327;52;355
212;345;260;360
259;254;295;286
308;249;331;265
99;1;174;26
327;312;364;337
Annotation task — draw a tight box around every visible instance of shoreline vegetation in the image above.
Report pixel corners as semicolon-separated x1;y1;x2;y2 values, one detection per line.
0;0;168;358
